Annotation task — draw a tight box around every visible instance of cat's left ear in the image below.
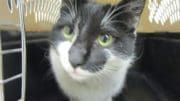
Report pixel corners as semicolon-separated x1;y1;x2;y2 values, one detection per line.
114;0;145;28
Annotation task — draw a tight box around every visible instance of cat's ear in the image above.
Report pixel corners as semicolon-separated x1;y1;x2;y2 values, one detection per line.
120;0;145;16
113;0;145;28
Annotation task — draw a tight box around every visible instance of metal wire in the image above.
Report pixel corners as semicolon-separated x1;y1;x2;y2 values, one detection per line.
2;48;22;55
18;0;27;101
0;31;5;101
0;74;22;84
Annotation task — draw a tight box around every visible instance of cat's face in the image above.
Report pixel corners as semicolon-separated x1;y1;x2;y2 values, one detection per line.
50;0;144;81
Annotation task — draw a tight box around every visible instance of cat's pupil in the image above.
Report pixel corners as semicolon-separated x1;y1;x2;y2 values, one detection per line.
102;34;110;42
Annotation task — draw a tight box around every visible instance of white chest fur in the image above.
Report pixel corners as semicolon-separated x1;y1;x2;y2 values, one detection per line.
50;45;133;101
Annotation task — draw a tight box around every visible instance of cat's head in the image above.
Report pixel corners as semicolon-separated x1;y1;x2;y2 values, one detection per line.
50;0;145;81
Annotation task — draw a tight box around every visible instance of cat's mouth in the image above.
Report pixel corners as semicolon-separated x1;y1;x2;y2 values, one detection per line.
68;67;93;81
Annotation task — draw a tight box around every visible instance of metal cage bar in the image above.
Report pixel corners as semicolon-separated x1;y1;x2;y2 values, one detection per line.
18;0;27;100
0;31;5;101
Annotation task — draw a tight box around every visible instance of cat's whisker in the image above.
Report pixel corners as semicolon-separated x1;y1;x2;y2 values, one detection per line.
67;0;73;9
63;1;76;19
112;1;136;15
96;72;108;83
46;40;61;57
100;70;113;79
93;71;105;84
102;2;133;26
106;20;125;25
91;65;108;83
93;66;112;78
103;6;114;23
104;6;113;17
105;65;120;72
94;73;104;84
106;9;133;26
46;40;56;47
108;9;131;22
74;0;78;15
68;0;77;15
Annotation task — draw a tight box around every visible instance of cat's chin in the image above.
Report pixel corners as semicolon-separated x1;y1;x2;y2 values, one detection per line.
66;67;93;81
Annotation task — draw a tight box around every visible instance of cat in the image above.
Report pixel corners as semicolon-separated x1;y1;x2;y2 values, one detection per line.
49;0;145;101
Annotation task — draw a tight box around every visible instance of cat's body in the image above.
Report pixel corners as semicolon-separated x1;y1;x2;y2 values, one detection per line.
49;0;145;101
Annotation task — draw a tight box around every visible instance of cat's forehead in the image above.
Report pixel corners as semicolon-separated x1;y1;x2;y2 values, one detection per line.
81;3;105;16
59;2;107;31
77;3;106;26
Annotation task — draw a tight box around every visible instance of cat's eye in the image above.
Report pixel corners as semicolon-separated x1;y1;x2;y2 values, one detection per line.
63;26;75;41
98;34;113;47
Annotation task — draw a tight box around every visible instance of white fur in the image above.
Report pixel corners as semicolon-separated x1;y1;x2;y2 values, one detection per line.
50;41;134;101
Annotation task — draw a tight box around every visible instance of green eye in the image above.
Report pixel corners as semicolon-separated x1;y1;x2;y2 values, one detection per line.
63;26;74;41
98;34;113;47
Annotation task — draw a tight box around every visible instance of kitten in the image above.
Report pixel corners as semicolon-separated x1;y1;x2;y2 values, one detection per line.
49;0;145;101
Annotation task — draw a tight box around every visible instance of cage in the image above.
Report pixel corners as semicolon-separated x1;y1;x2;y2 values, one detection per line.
0;0;61;100
0;0;26;100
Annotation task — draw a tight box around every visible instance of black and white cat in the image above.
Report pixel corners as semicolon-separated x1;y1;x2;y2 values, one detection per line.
49;0;145;101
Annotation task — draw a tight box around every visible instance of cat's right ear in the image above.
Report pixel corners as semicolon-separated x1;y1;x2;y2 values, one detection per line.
113;0;145;28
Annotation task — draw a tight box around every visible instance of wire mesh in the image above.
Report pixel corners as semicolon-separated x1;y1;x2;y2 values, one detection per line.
148;0;180;25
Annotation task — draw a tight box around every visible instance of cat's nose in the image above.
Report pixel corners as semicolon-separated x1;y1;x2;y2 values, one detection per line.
69;46;87;68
